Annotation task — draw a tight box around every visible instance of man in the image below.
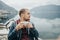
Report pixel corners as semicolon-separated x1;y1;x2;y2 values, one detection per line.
8;8;39;40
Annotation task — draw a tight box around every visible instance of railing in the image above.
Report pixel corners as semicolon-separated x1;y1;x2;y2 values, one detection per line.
0;28;8;40
0;34;8;40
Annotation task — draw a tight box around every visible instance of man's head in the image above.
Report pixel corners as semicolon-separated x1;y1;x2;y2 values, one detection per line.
19;8;30;21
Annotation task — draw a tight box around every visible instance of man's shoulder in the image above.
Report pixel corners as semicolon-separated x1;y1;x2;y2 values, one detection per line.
12;19;19;24
10;20;17;27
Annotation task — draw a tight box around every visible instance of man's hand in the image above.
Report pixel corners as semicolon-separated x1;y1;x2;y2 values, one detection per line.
15;23;25;31
15;22;33;31
26;23;33;28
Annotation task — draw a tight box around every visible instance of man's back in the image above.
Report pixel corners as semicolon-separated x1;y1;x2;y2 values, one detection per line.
8;20;39;40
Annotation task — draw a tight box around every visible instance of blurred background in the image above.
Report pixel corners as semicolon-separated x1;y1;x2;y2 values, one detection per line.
0;0;60;40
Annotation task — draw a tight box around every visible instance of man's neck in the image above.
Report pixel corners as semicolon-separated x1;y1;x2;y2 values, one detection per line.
20;18;25;22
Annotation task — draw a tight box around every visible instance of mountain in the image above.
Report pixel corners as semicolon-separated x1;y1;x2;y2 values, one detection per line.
0;0;18;23
30;4;60;19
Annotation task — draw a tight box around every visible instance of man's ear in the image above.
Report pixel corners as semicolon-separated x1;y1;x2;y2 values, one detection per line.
21;13;24;16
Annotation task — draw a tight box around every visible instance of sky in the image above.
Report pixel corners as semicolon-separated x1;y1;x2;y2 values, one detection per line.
1;0;60;10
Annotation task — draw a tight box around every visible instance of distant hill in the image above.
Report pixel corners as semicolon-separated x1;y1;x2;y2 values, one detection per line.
30;5;60;19
0;0;18;23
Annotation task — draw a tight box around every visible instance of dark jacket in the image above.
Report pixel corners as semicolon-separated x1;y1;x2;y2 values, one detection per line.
8;21;39;40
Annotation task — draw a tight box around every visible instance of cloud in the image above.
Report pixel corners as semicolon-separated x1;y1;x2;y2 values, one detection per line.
1;0;60;10
30;16;60;32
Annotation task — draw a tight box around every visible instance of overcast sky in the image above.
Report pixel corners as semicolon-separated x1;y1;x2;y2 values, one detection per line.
1;0;60;10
